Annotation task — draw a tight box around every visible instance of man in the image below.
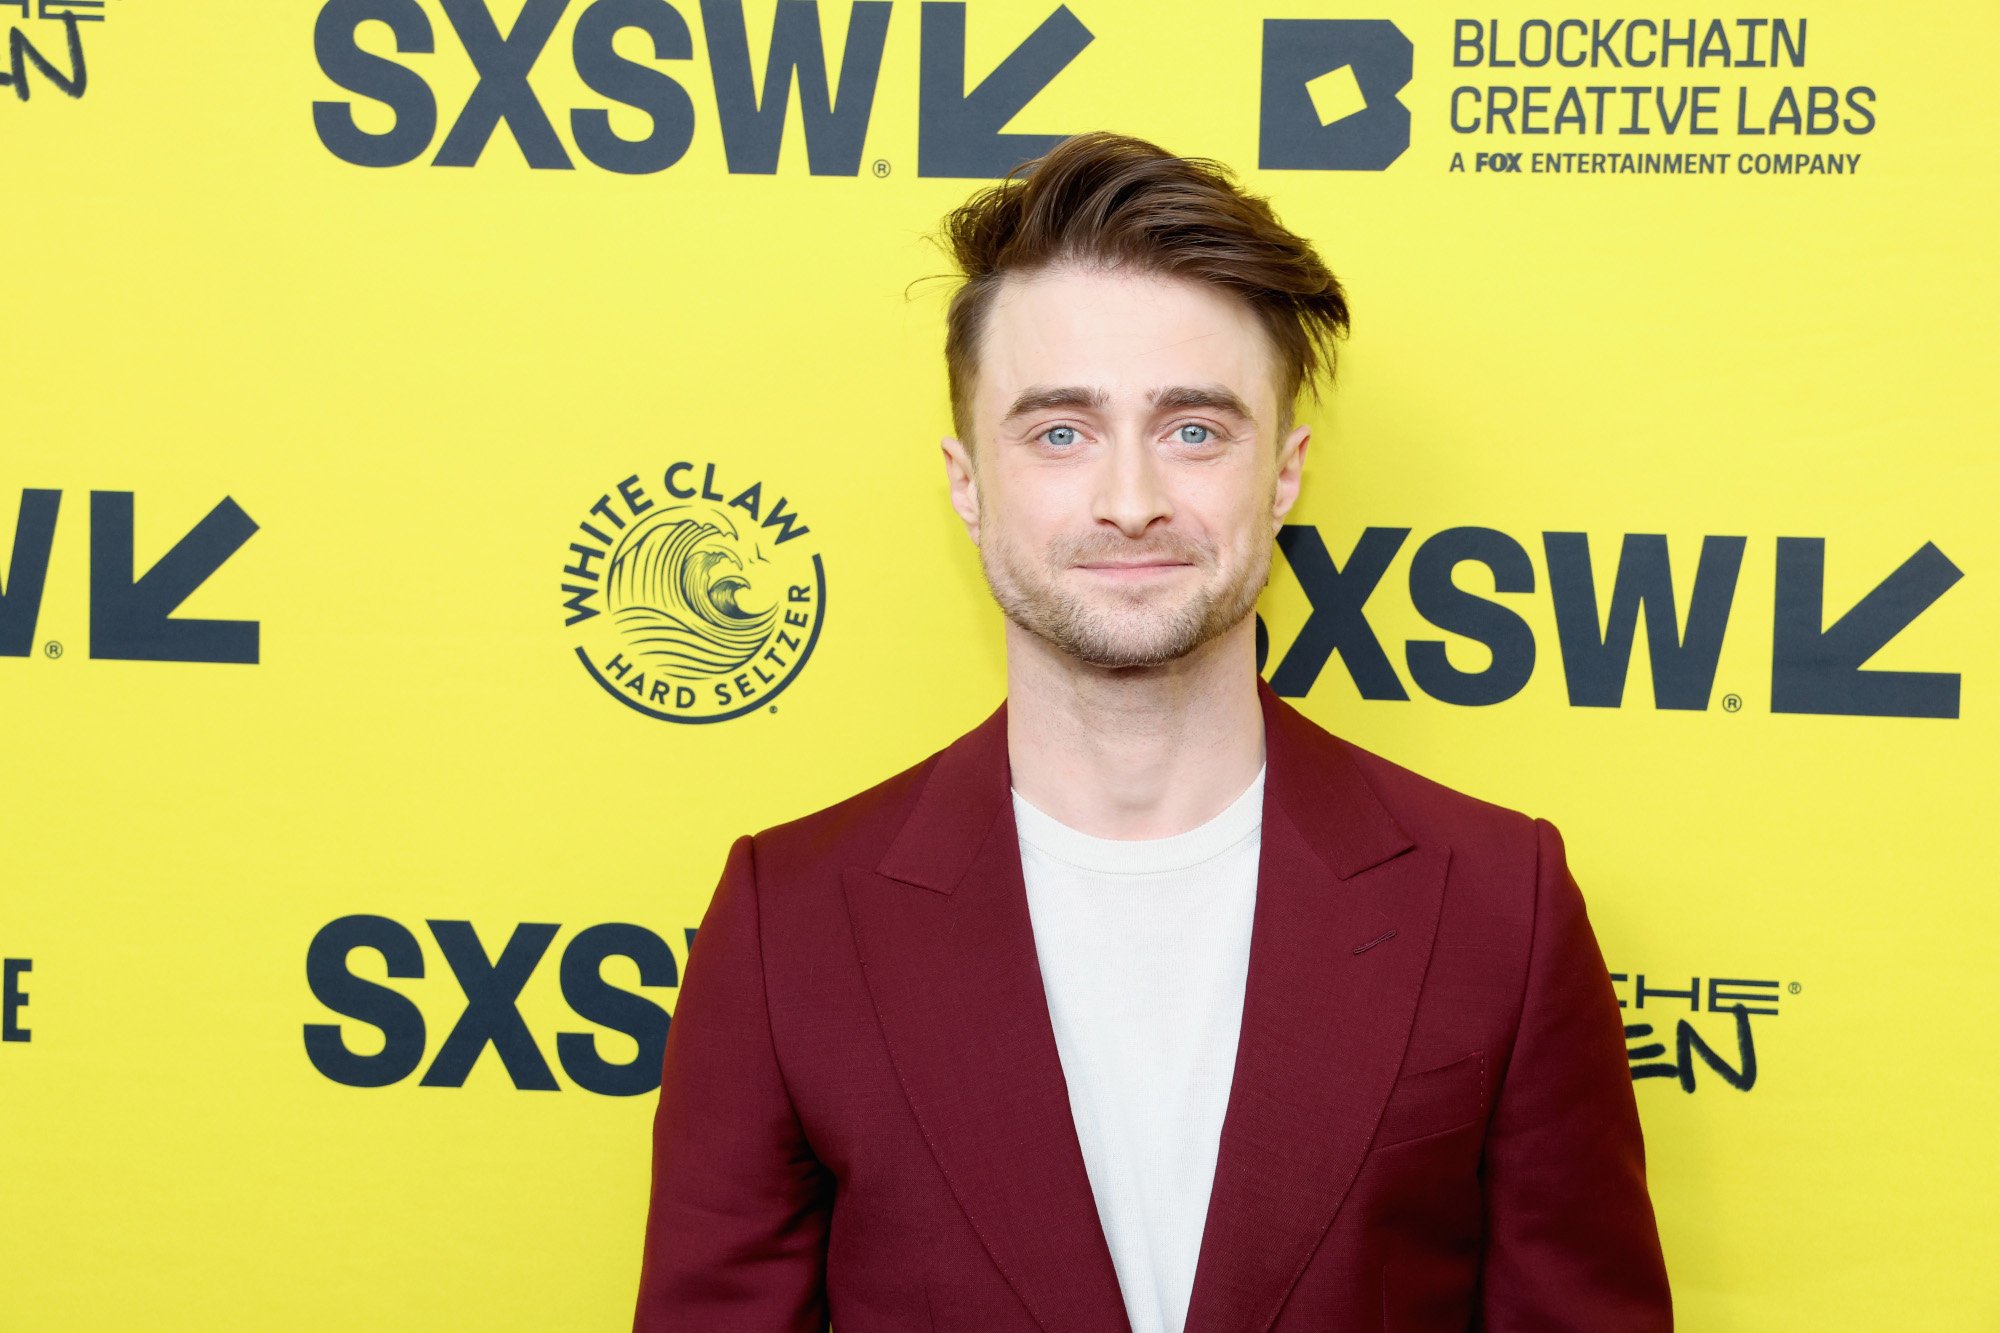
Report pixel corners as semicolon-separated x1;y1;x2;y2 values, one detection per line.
632;131;1671;1332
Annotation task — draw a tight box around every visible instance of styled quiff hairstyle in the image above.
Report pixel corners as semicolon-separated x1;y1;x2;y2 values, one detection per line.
935;130;1350;450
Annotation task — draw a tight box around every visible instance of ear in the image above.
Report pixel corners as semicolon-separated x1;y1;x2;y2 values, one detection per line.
1272;422;1310;531
940;434;981;543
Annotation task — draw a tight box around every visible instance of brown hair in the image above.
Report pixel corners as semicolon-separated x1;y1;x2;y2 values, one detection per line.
931;131;1350;450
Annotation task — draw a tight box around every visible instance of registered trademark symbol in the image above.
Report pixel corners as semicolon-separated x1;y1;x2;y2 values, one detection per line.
1788;981;1801;995
43;640;62;659
1722;693;1742;712
872;158;890;177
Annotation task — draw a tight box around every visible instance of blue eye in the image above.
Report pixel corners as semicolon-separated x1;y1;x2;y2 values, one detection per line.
1042;425;1080;448
1177;423;1213;445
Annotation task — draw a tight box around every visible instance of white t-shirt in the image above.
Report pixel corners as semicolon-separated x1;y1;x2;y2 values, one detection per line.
1011;762;1266;1333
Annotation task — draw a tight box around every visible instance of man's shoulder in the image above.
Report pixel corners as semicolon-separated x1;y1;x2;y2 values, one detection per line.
1317;725;1543;871
1308;729;1555;944
743;740;944;881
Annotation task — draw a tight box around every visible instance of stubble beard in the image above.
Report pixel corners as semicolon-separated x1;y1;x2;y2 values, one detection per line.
976;518;1272;670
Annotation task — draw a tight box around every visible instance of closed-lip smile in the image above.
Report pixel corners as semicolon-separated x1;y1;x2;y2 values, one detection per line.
1077;560;1190;575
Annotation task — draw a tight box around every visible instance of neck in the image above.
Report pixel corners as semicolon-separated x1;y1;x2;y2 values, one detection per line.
1003;615;1267;840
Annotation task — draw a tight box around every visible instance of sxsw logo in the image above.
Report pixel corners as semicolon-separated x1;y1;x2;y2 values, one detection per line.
1259;18;1412;170
0;489;259;664
1257;527;1963;719
305;916;688;1095
311;0;1092;176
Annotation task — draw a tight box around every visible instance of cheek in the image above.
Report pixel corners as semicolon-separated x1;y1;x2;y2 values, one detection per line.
976;500;1049;564
1183;488;1263;550
987;483;1069;541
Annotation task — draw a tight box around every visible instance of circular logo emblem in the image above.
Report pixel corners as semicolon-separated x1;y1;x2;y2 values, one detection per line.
560;463;825;722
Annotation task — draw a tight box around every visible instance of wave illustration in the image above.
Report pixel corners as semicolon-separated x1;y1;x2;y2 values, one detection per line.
606;506;775;676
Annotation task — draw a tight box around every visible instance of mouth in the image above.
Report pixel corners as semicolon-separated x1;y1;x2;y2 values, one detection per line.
1075;560;1192;578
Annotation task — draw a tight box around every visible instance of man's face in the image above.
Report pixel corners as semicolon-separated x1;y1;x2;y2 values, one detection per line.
941;263;1310;669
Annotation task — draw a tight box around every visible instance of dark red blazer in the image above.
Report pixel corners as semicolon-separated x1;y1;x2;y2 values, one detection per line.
633;678;1671;1331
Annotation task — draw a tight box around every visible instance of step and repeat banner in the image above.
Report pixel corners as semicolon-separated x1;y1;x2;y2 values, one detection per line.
3;1;1992;1328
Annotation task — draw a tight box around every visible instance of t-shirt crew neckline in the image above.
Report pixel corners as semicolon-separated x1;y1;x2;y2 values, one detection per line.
1010;761;1267;877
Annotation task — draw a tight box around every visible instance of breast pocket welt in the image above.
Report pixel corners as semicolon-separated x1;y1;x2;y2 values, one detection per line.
1369;1051;1486;1150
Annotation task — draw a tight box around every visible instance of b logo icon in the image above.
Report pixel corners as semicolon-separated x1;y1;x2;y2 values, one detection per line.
1259;19;1413;171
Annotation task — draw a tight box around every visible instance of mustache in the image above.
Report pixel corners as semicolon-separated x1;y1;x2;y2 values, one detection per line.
1053;535;1212;565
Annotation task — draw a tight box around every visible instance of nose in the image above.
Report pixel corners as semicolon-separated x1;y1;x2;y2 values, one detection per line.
1090;435;1173;538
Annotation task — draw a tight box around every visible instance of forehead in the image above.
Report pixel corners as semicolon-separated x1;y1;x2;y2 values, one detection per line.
976;265;1276;419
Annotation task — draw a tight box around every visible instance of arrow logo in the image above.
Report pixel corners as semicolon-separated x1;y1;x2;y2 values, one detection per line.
1770;537;1961;718
918;2;1091;178
90;491;260;664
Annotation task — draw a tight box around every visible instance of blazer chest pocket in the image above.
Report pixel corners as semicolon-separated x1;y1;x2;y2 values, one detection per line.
1370;1051;1485;1149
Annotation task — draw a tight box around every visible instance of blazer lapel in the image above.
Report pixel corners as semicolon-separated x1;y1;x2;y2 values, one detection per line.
1181;680;1451;1333
840;681;1451;1333
841;699;1134;1333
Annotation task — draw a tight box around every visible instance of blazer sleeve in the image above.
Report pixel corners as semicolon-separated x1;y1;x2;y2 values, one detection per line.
1476;818;1673;1331
632;834;834;1332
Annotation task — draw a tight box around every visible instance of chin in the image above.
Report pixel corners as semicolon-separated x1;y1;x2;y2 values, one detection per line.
1068;622;1210;668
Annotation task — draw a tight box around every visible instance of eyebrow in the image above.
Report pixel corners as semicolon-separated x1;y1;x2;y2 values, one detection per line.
1001;383;1256;425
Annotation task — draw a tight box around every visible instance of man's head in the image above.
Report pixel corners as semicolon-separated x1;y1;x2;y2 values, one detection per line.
933;132;1350;670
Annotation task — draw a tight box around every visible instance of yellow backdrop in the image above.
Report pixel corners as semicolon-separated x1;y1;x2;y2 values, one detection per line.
3;1;1993;1327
